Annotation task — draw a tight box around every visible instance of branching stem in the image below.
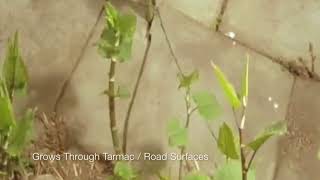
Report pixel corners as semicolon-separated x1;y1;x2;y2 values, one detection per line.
246;150;258;171
157;8;183;74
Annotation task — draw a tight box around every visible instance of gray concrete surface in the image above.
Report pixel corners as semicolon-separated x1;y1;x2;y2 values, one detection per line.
165;0;222;27
275;79;320;180
220;0;320;75
0;0;105;113
56;2;292;179
0;0;319;179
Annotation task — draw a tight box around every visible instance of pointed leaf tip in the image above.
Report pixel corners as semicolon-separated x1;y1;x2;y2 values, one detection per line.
241;54;250;106
210;62;241;109
248;121;287;151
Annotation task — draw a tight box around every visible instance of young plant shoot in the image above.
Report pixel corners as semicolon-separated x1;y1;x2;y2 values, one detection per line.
0;32;35;178
210;55;287;180
165;55;287;180
98;3;137;155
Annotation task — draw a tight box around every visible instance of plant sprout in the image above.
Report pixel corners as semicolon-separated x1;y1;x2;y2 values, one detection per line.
166;55;287;180
0;32;35;178
98;1;156;179
98;2;137;155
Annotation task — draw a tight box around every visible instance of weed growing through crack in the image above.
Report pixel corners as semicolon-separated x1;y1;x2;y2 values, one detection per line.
97;1;156;179
98;2;137;156
98;2;288;180
97;2;137;178
165;55;287;180
0;32;35;179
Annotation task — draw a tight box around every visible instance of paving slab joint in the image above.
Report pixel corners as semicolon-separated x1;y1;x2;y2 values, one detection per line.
219;32;320;82
215;0;229;32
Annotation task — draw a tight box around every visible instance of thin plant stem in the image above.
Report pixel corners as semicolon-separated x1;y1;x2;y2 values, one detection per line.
179;89;192;180
309;42;316;73
246;150;258;171
232;108;240;129
108;59;122;155
157;8;183;74
215;0;229;31
234;105;248;180
238;126;247;180
207;123;218;143
122;6;155;154
190;107;198;115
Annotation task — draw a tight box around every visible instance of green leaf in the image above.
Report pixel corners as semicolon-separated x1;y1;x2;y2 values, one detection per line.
116;85;130;99
117;13;137;62
98;3;136;62
117;35;134;62
210;62;241;109
114;161;136;180
157;173;170;180
98;28;119;59
105;3;119;29
248;121;287;151
178;70;199;89
2;32;28;97
218;123;239;159
192;91;222;121
119;13;137;37
167;118;188;147
214;160;255;180
0;79;15;130
7;109;35;156
184;172;210;180
241;55;249;105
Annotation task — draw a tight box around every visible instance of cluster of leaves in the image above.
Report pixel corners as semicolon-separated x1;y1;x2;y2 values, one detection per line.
0;32;35;176
98;3;137;63
166;57;287;180
99;2;137;99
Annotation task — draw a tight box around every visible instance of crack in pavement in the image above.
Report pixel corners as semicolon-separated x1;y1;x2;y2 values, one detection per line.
215;0;229;31
157;2;320;82
157;6;306;180
212;0;320;81
219;32;320;82
53;6;105;113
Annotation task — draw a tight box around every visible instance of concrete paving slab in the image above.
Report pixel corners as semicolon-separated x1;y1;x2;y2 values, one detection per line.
128;0;222;28
0;0;105;112
274;79;320;180
163;0;223;28
57;2;293;179
220;0;320;75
